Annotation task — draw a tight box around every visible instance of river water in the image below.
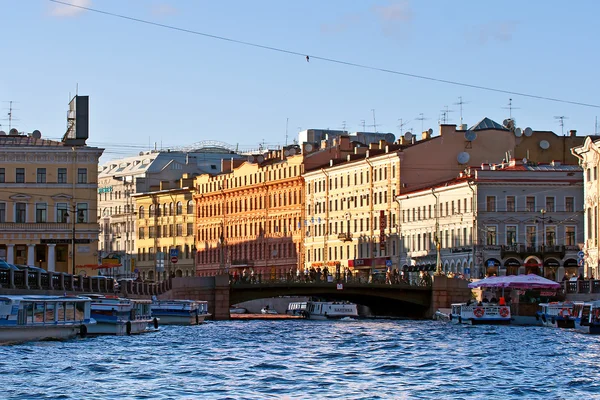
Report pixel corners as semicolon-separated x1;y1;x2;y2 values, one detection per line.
1;319;598;399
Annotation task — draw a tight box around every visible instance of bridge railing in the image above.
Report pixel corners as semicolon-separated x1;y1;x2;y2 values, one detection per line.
562;280;600;294
117;278;172;297
229;273;432;287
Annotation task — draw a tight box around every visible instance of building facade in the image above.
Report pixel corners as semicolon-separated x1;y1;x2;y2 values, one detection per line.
397;160;584;281
572;137;600;278
0;131;103;274
193;149;305;278
133;175;196;281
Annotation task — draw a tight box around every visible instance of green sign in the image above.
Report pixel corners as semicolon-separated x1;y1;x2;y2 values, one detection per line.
98;187;113;194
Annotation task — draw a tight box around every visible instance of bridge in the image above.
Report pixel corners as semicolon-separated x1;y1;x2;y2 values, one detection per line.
0;269;472;320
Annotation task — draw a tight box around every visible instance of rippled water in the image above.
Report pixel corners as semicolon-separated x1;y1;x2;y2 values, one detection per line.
1;319;599;399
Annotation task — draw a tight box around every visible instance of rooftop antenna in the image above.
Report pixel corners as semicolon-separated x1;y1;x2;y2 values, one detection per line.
2;101;19;131
439;106;454;124
370;109;380;132
340;120;348;132
416;113;428;132
397;118;411;135
360;120;366;132
454;96;468;125
502;98;520;119
285;117;289;146
554;116;568;136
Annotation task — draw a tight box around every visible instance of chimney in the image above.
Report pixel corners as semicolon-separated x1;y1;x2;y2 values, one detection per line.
439;124;456;137
379;139;386;149
422;130;430;140
570;130;577;137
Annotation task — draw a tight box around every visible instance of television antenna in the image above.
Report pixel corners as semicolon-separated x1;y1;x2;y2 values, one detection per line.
340;120;348;132
439;105;454;124
397;118;411;135
454;96;469;125
502;98;520;119
285;117;289;146
359;119;366;132
415;113;428;132
2;101;19;131
554;116;568;135
370;109;381;132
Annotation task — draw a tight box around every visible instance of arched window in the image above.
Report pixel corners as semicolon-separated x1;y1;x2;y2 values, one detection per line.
169;202;174;216
177;201;183;215
187;200;193;214
156;204;161;217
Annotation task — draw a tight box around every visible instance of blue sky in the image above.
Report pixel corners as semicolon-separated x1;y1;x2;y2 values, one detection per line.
3;0;600;161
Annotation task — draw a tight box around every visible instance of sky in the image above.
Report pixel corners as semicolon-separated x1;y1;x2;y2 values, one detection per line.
3;0;600;162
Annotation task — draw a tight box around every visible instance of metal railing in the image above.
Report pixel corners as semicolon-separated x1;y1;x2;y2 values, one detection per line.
229;271;432;287
563;280;600;294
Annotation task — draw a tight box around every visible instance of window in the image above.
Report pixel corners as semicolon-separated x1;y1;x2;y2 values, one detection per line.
506;226;517;245
506;196;515;212
545;226;556;246
0;203;5;222
149;226;156;238
77;168;87;184
565;226;576;246
486;226;497;245
176;224;183;236
176;202;183;215
0;168;5;183
486;196;496;212
545;197;555;212
58;168;67;183
187;223;193;236
526;196;536;212
57;203;68;222
15;202;26;223
36;203;47;223
138;206;145;219
16;168;24;183
526;226;537;247
187;200;193;214
37;168;46;184
138;227;145;239
76;204;88;223
565;197;574;212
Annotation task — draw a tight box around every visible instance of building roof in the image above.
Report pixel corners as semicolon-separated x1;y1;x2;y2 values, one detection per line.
0;135;67;147
469;117;509;132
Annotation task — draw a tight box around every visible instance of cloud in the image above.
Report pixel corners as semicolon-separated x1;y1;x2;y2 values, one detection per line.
371;1;413;37
49;0;92;17
151;3;178;17
467;21;519;44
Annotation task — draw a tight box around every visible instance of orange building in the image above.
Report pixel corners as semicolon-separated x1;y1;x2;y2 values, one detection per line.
194;148;306;278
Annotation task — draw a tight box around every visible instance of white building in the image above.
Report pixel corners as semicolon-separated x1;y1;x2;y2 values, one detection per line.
397;159;584;281
97;143;243;277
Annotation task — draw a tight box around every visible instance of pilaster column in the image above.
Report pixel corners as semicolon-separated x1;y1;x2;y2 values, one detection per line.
6;244;14;264
27;244;35;266
47;244;56;272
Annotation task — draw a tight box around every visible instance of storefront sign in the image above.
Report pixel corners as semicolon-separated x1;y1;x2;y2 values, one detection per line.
379;210;386;250
98;187;113;194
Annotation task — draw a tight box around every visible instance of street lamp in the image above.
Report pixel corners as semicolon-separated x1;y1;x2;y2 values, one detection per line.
434;234;443;275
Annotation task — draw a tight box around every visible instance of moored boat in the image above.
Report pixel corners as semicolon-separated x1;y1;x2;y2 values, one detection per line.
449;303;511;325
574;301;600;334
536;302;575;328
86;294;157;335
261;305;278;314
0;295;95;344
151;300;210;325
288;299;358;320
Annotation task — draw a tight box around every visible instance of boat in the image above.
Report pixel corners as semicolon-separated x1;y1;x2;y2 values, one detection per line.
261;305;278;314
85;294;158;336
229;306;247;314
448;303;511;325
288;299;358;320
151;300;210;325
536;302;575;328
574;301;600;334
0;295;95;344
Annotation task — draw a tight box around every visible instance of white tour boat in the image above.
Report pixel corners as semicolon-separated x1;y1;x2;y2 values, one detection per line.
151;300;210;325
86;295;158;336
0;295;95;344
574;301;600;334
536;302;575;328
449;303;511;325
287;300;358;320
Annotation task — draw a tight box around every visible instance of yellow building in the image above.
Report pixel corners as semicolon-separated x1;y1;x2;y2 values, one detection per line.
133;175;196;281
0;97;103;274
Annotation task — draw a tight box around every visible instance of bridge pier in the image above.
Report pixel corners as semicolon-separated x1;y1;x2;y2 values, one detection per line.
428;275;472;318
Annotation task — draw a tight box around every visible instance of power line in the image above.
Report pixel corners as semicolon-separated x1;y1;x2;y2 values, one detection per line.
48;0;600;109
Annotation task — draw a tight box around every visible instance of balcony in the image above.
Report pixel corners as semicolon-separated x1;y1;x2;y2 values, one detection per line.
337;233;352;242
501;244;565;258
0;222;72;232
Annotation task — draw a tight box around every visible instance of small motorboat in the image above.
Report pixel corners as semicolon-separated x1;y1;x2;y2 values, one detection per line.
536;302;575;328
261;305;278;314
151;300;210;325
